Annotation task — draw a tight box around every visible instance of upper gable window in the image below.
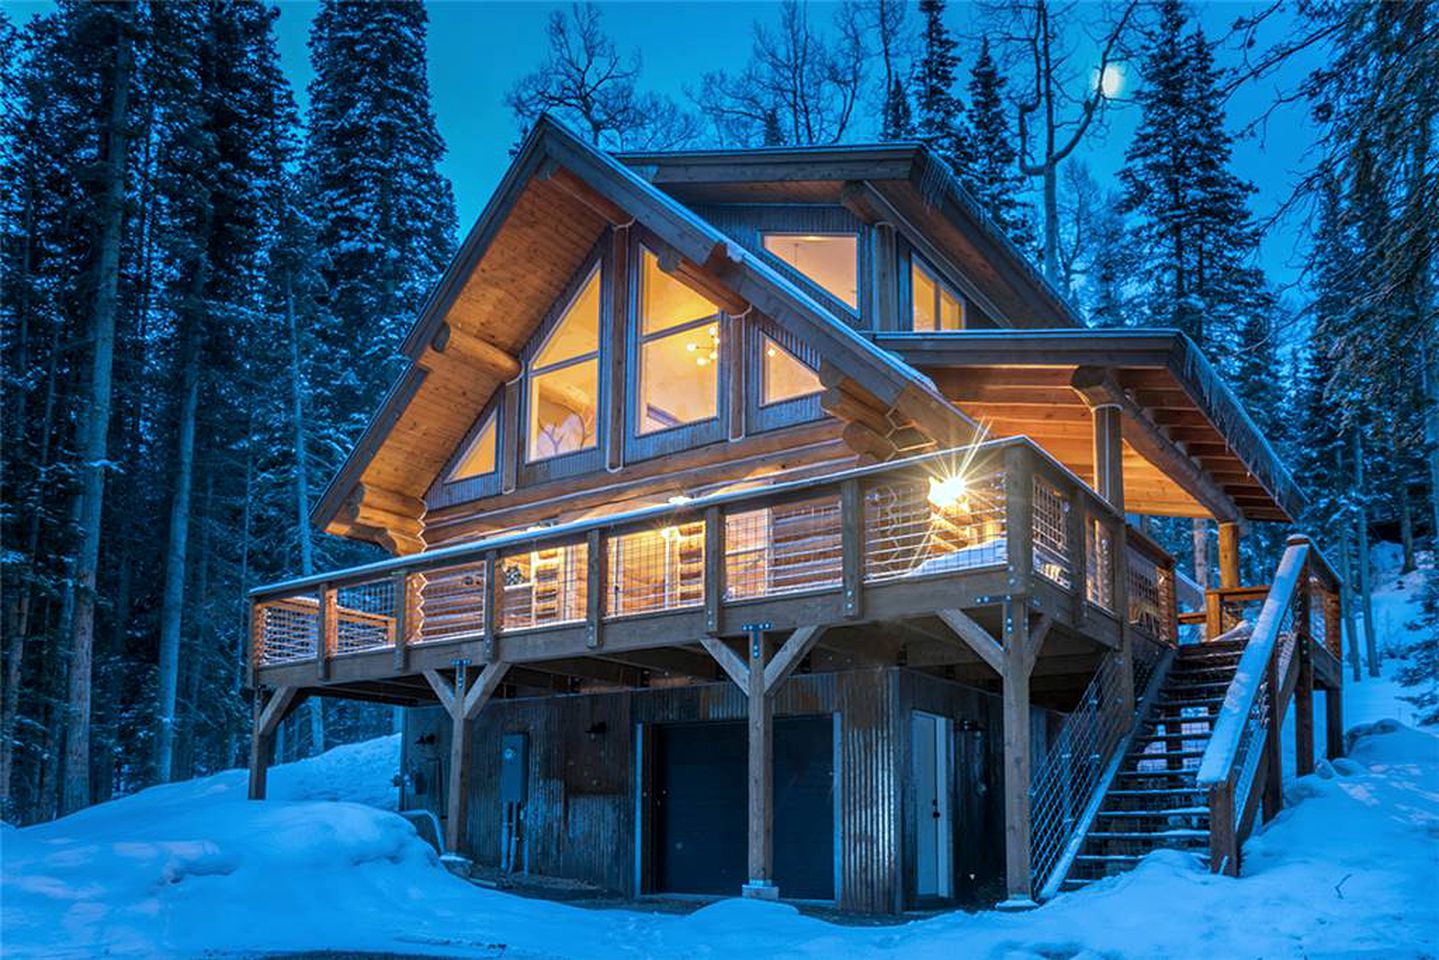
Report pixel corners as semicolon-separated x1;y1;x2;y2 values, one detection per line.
528;265;601;462
762;233;859;310
447;412;497;481
637;249;722;435
761;335;822;406
911;258;965;331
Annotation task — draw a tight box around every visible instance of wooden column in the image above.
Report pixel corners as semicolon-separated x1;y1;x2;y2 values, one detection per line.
1294;573;1316;777
1262;653;1283;823
1218;522;1242;589
999;600;1035;908
425;660;511;858
1090;403;1125;512
1325;687;1344;760
248;685;301;800
745;628;776;899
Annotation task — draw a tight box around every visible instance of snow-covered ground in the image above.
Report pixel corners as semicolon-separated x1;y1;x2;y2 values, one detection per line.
4;551;1437;959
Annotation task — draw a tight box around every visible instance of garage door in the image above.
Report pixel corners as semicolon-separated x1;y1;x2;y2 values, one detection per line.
651;715;834;900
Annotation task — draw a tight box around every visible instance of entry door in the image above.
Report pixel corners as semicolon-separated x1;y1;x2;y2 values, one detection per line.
912;711;953;898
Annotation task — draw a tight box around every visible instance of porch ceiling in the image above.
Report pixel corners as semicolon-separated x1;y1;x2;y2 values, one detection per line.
880;330;1303;523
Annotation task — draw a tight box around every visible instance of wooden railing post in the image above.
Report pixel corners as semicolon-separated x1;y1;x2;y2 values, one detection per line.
840;479;862;620
392;571;411;672
585;529;604;650
1004;445;1034;597
704;506;723;634
1066;490;1087;627
1208;776;1239;876
1294;564;1316;776
316;584;335;681
482;551;499;662
1262;645;1283;822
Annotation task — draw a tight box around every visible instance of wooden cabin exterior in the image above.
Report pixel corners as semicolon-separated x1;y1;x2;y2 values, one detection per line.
246;118;1345;913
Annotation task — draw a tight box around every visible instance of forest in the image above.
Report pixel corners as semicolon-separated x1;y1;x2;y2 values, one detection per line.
0;0;1434;827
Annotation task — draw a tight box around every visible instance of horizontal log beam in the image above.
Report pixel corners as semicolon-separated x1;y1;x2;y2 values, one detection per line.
429;323;521;381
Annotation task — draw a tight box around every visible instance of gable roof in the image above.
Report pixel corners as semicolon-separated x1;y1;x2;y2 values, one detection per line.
617;142;1082;329
313;116;978;551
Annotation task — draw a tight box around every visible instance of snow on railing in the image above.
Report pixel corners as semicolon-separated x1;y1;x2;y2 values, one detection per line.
1197;540;1309;786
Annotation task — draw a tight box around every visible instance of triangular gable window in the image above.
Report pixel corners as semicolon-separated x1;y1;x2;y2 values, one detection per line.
762;232;859;309
447;413;497;482
761;334;822;406
528;264;602;462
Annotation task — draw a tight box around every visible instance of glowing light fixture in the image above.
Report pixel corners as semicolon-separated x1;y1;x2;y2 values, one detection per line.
927;474;969;510
660;525;681;542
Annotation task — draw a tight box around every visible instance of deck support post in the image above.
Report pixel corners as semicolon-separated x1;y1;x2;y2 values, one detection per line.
1295;578;1316;777
1325;686;1344;760
999;599;1036;909
744;626;776;900
248;685;302;800
425;660;511;859
1218;522;1242;589
1089;402;1125;511
1262;653;1283;823
1085;396;1134;718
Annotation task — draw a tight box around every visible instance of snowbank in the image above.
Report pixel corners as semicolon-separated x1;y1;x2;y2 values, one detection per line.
4;548;1437;959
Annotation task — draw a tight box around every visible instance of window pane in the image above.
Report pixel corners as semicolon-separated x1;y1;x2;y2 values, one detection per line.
762;233;859;309
761;335;822;405
939;286;965;330
528;359;598;460
639;325;719;433
641;249;718;336
911;261;938;331
448;414;496;481
534;266;601;369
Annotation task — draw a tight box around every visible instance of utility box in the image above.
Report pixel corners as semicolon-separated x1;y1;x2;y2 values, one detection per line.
500;732;528;805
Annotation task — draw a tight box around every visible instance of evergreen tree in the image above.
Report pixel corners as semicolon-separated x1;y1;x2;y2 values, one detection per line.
913;0;972;180
965;38;1033;248
304;0;458;448
881;77;913;141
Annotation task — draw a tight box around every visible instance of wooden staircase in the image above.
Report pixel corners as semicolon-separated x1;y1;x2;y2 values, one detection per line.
1061;637;1247;891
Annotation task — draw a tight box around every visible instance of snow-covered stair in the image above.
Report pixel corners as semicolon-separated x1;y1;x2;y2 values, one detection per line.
1061;638;1247;891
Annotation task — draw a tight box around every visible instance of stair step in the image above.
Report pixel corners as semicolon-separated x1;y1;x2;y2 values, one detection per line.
1135;731;1212;743
1087;829;1209;841
1074;853;1146;864
1108;787;1207;797
1128;748;1207;761
1156;696;1225;708
1097;806;1209;818
1060;877;1101;891
1163;680;1234;692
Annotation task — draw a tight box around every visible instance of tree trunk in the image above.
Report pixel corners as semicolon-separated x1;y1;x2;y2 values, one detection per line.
283;271;326;757
154;259;207;783
1352;432;1380;678
59;5;135;816
1338;519;1362;682
1424;335;1439;548
1192;519;1209;589
1042;164;1059;282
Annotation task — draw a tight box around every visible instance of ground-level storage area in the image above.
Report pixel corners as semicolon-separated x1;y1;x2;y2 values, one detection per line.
400;666;1058;914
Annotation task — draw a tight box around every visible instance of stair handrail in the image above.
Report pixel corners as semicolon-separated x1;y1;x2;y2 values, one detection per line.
1195;535;1314;876
1196;539;1308;787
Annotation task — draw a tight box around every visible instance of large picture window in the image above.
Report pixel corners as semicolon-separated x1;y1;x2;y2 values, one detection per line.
911;258;965;331
637;249;721;435
762;232;859;309
528;265;601;462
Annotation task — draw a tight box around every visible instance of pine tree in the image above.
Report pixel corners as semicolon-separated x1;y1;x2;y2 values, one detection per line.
965;38;1033;248
913;0;972;180
881;77;913;141
305;0;458;449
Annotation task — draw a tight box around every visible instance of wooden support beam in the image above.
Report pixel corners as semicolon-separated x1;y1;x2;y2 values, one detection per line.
699;636;750;691
1070;367;1240;522
1218;522;1241;589
248;686;303;800
1025;614;1054;674
762;626;826;693
428;322;521;380
745;629;777;899
937;609;1005;675
1295;654;1315;777
1325;688;1344;760
461;660;512;721
1090;404;1125;512
428;660;511;857
1000;599;1035;907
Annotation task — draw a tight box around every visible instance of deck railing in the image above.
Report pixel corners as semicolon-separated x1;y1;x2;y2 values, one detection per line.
250;437;1176;678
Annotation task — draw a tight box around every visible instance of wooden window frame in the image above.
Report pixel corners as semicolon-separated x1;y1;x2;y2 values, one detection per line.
624;232;729;463
518;241;611;487
746;314;826;434
760;229;863;319
907;254;967;332
427;396;504;510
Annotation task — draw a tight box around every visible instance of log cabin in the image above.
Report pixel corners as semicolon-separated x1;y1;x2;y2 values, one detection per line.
246;116;1346;913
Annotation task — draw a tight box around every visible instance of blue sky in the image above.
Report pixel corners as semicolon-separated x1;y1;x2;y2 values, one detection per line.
8;0;1326;293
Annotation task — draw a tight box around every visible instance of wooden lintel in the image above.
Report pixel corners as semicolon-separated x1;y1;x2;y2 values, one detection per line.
1070;367;1240;522
936;608;1005;675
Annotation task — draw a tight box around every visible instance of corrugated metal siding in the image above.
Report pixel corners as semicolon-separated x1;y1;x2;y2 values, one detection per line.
410;666;1026;914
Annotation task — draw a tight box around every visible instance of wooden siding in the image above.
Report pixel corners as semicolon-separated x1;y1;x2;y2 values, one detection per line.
401;667;1025;913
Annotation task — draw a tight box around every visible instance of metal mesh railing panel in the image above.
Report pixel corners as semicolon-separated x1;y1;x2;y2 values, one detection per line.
862;473;1006;583
608;522;705;617
500;542;588;631
1030;651;1129;894
1086;519;1115;612
1127;547;1164;638
416;563;486;645
256;595;319;665
334;579;398;655
1032;478;1072;588
725;496;842;601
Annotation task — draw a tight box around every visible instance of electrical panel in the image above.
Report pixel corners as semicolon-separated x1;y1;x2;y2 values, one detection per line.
500;732;528;804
